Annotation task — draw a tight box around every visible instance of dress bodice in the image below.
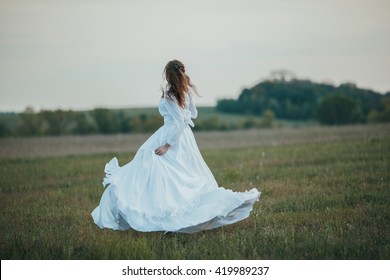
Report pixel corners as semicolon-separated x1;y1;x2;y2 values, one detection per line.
158;94;197;127
157;93;198;146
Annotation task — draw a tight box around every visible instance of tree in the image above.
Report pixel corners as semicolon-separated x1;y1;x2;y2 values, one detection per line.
216;73;383;122
216;99;240;113
0;122;10;137
317;94;364;125
269;69;296;82
16;112;45;136
39;109;75;135
92;108;120;134
73;113;98;134
367;96;390;123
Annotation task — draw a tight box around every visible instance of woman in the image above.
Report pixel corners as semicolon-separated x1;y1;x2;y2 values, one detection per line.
92;59;260;233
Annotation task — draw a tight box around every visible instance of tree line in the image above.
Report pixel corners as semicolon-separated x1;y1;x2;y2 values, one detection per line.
216;76;390;125
0;109;163;137
1;74;389;137
0;107;275;137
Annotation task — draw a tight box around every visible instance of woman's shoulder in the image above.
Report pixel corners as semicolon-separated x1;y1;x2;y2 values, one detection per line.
162;95;179;108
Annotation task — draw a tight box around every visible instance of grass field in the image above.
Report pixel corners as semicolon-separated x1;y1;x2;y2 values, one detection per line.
0;124;389;259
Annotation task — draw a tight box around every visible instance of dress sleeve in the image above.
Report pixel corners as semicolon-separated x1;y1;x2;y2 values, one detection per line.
164;98;186;146
189;95;198;119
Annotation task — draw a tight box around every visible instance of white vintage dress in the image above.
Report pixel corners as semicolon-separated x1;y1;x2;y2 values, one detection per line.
91;94;260;233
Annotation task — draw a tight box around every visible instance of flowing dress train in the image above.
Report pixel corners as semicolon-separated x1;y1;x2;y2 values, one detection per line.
91;94;260;233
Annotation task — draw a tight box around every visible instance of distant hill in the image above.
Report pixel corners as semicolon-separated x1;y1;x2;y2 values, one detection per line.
217;76;389;124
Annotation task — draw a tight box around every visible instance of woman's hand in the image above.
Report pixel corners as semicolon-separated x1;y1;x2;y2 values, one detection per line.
155;143;171;156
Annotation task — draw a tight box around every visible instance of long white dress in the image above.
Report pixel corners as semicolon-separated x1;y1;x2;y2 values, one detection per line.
91;94;260;233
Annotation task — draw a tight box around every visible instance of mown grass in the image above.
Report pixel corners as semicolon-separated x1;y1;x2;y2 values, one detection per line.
0;133;389;259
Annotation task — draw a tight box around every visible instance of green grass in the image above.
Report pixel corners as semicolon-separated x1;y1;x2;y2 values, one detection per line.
0;134;389;259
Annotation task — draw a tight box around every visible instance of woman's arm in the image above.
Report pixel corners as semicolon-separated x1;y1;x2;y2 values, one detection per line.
164;98;186;146
155;98;185;156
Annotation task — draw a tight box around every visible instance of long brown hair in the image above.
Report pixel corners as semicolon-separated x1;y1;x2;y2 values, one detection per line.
163;59;197;108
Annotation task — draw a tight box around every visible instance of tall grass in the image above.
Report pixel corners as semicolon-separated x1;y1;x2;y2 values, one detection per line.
0;131;389;259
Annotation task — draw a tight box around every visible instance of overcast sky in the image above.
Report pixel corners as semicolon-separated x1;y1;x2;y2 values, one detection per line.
1;0;389;112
